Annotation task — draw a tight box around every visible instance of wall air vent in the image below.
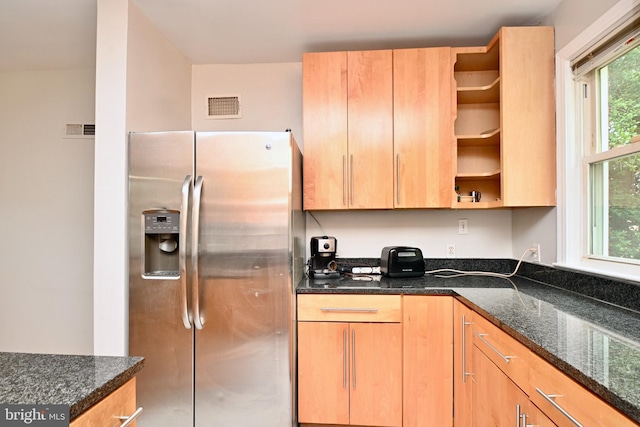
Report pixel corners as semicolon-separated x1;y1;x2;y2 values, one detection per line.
64;123;95;138
206;95;241;119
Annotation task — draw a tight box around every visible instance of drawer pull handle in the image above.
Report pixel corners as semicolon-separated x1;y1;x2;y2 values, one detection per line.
536;388;583;427
473;331;513;363
320;308;379;313
117;407;143;427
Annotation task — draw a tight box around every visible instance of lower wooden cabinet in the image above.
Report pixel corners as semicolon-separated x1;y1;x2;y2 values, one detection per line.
70;378;138;427
403;296;453;427
472;345;555;427
297;294;402;427
298;295;636;427
529;352;638;427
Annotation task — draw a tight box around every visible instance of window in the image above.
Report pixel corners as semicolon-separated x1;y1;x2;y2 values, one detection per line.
581;43;640;262
556;1;640;281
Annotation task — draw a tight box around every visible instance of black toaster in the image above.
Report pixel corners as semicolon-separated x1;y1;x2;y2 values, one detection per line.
380;246;425;277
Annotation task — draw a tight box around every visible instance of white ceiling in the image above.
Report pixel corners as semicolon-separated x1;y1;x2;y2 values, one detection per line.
0;0;563;71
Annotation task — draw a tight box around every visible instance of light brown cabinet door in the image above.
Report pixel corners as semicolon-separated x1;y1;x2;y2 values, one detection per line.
453;301;474;427
472;345;527;427
393;47;453;208
349;322;403;427
298;321;402;427
303;50;393;210
297;321;350;425
472;345;556;427
347;50;394;209
403;296;453;427
500;26;556;207
302;51;349;210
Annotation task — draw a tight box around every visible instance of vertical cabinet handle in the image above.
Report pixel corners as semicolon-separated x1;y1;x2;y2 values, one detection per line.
350;155;355;206
351;328;356;389
536;388;583;427
461;315;472;382
117;407;143;427
342;155;347;206
343;329;347;389
179;175;192;330
516;404;522;427
396;153;401;205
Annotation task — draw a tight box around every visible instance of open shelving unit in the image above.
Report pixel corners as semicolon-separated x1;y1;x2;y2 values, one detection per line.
453;38;503;209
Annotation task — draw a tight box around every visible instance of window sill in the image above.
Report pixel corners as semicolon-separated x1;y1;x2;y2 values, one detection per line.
554;259;640;285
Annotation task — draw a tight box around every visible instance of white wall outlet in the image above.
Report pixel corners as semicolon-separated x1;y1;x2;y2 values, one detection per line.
532;243;541;262
458;219;468;235
446;243;456;258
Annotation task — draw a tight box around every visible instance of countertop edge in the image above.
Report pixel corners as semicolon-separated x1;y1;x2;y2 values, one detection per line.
69;357;145;420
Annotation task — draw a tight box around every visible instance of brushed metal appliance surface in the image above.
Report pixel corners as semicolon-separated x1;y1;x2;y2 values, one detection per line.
128;131;304;427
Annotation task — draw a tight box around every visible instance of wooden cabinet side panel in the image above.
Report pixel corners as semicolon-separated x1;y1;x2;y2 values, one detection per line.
403;296;454;427
70;378;136;427
302;51;349;210
393;48;453;208
297;321;350;425
347;50;394;209
349;322;403;427
500;26;556;207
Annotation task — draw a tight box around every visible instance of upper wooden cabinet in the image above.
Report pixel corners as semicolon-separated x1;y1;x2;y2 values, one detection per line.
303;26;556;210
394;48;453;208
303;50;393;210
453;26;556;208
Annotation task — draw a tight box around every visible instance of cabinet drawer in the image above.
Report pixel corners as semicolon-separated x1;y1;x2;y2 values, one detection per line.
298;294;402;322
471;314;530;387
529;354;637;427
71;378;137;427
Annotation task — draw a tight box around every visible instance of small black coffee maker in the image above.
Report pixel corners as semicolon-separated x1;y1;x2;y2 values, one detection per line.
309;236;339;278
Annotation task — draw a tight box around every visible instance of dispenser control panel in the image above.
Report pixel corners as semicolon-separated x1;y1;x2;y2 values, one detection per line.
144;211;180;234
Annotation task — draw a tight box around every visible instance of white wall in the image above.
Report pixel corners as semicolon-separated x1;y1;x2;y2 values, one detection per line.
307;210;512;259
94;0;192;356
0;68;95;354
546;0;621;50
192;63;302;137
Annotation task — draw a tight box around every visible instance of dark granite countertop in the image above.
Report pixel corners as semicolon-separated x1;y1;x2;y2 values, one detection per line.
298;260;640;424
0;353;144;420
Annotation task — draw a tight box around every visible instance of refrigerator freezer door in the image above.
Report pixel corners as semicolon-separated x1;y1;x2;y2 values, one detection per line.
194;132;295;427
129;131;195;427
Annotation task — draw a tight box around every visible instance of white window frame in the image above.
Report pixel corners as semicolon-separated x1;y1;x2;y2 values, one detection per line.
556;0;640;283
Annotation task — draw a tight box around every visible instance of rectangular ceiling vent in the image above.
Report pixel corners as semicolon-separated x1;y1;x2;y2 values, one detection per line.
64;123;95;138
206;95;241;119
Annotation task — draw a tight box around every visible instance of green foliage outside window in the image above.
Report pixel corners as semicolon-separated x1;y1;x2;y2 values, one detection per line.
605;46;640;259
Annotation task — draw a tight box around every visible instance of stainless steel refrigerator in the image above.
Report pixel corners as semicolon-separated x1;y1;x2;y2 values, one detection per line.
128;131;305;427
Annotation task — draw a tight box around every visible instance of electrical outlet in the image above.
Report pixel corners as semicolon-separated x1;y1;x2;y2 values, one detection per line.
532;243;541;262
446;243;456;258
458;219;468;235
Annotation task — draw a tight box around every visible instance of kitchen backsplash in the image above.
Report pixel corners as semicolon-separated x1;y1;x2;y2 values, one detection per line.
327;258;640;314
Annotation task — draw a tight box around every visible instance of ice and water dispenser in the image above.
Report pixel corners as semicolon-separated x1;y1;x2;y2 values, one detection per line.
142;209;181;278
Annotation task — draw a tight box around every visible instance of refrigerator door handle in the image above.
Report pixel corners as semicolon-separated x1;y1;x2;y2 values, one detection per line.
192;175;205;330
179;175;193;329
